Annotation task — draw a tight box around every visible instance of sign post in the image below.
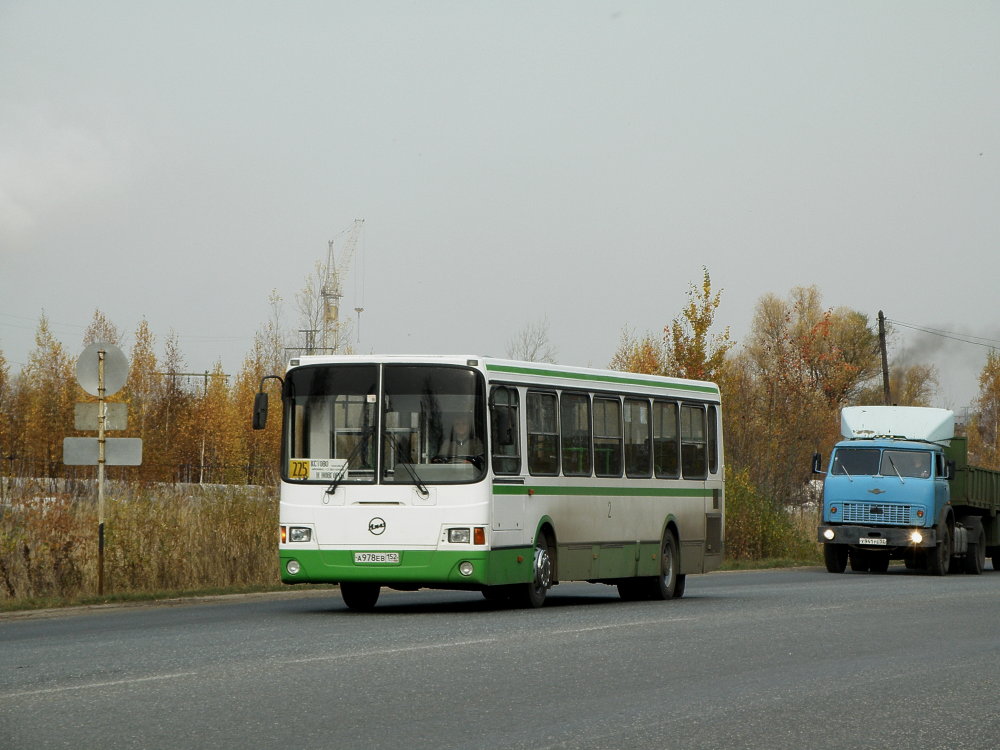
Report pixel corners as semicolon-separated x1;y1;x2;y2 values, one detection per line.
64;342;140;596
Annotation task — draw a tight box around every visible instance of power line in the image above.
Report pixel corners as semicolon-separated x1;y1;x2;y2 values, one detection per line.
886;319;1000;350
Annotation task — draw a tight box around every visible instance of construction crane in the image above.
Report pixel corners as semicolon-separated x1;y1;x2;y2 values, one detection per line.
321;218;364;353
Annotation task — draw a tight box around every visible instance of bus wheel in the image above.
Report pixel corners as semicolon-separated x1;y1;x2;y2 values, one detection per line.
513;537;553;608
341;582;380;611
823;543;848;573
648;532;679;600
927;523;952;576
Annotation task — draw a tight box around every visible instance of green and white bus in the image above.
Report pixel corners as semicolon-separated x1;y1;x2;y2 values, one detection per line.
253;355;724;610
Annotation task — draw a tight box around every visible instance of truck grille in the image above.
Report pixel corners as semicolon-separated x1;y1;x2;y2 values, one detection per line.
842;502;911;525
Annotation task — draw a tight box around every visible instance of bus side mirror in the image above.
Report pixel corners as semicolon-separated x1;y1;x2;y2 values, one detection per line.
252;392;269;430
812;452;826;475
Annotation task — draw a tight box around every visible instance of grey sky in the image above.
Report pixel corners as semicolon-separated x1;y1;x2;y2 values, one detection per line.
2;1;998;411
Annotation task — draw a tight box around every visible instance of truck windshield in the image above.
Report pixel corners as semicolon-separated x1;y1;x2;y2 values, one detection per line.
831;448;880;476
880;450;931;478
382;365;486;484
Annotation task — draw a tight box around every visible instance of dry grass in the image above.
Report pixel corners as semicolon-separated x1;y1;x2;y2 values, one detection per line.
0;480;278;607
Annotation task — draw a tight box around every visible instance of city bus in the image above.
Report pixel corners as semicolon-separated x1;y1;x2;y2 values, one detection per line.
253;355;724;610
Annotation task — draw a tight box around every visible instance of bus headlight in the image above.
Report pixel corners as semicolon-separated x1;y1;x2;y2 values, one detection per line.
448;528;471;544
823;529;836;541
289;527;312;543
910;531;923;544
459;561;474;576
286;559;301;575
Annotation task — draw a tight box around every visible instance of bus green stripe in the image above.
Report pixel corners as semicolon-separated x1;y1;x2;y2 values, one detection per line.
492;484;715;498
485;363;719;395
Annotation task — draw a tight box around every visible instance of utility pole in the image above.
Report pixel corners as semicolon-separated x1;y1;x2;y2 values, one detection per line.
878;310;891;405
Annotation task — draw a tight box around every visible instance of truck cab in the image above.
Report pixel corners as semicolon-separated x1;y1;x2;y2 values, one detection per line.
816;406;985;575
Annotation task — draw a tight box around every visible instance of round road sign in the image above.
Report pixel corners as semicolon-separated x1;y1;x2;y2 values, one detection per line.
76;342;129;397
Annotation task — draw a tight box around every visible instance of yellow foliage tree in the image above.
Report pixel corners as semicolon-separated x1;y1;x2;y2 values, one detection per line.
968;350;1000;470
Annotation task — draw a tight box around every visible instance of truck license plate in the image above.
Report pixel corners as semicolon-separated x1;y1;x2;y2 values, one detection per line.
858;538;887;546
354;552;400;564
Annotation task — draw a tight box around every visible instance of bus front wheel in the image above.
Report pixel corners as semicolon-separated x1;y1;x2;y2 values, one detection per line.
513;536;553;608
341;582;380;611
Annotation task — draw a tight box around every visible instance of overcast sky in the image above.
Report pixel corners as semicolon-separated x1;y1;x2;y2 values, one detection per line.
2;1;998;411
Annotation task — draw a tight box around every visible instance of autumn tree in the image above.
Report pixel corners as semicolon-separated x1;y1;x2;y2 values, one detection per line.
725;286;881;507
14;315;76;476
611;268;731;381
967;350;1000;469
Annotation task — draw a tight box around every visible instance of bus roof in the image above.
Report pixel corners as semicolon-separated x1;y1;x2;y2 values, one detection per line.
286;355;721;399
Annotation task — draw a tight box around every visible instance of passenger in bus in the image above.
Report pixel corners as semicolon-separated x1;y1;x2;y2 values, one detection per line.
436;414;483;460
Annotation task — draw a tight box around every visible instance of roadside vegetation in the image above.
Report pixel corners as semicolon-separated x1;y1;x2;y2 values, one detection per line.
2;269;998;611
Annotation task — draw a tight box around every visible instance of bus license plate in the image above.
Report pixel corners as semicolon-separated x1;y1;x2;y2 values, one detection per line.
354;552;400;564
858;538;887;546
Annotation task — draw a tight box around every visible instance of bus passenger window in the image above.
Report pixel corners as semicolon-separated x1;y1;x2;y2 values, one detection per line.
593;397;623;477
527;391;559;476
653;401;679;478
491;386;521;475
707;404;719;475
561;392;591;476
625;398;651;478
681;404;707;479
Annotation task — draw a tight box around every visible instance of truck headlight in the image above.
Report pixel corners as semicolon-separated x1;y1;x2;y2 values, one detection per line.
823;529;835;541
910;531;923;544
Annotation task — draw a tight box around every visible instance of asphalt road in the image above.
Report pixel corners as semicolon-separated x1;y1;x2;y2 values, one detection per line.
3;566;1000;750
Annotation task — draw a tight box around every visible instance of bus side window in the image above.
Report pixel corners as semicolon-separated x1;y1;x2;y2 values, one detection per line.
561;391;592;476
491;386;521;475
707;404;719;475
624;398;651;478
527;391;559;476
594;396;623;477
681;403;707;479
653;400;679;478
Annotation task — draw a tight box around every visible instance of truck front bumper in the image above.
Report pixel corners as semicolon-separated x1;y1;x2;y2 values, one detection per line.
818;525;937;548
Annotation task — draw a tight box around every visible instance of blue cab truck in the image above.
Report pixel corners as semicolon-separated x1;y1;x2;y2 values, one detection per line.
815;406;1000;575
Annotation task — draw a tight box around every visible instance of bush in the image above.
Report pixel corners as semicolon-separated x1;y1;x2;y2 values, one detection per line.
725;468;821;564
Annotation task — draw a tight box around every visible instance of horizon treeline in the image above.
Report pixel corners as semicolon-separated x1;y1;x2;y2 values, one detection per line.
0;275;997;498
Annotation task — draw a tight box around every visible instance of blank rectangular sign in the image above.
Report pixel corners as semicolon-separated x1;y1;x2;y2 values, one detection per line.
74;403;128;431
63;437;143;466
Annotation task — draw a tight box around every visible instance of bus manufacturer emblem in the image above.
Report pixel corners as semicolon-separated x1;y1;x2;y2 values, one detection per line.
368;517;386;535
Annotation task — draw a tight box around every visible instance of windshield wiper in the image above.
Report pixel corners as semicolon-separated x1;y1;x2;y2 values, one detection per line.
384;431;429;498
326;426;374;496
886;454;905;484
838;462;853;482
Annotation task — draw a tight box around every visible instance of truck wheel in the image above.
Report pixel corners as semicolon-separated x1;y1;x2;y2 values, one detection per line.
868;552;890;573
927;524;952;576
963;524;986;575
823;543;848;573
849;548;871;572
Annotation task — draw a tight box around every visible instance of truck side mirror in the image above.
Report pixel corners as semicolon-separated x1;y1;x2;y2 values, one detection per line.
812;452;825;475
252;392;269;430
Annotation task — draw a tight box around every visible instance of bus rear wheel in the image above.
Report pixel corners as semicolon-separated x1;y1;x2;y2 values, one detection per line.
647;531;680;600
341;582;380;611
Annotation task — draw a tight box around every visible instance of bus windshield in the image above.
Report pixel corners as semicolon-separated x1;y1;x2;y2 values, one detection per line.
382;365;486;484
